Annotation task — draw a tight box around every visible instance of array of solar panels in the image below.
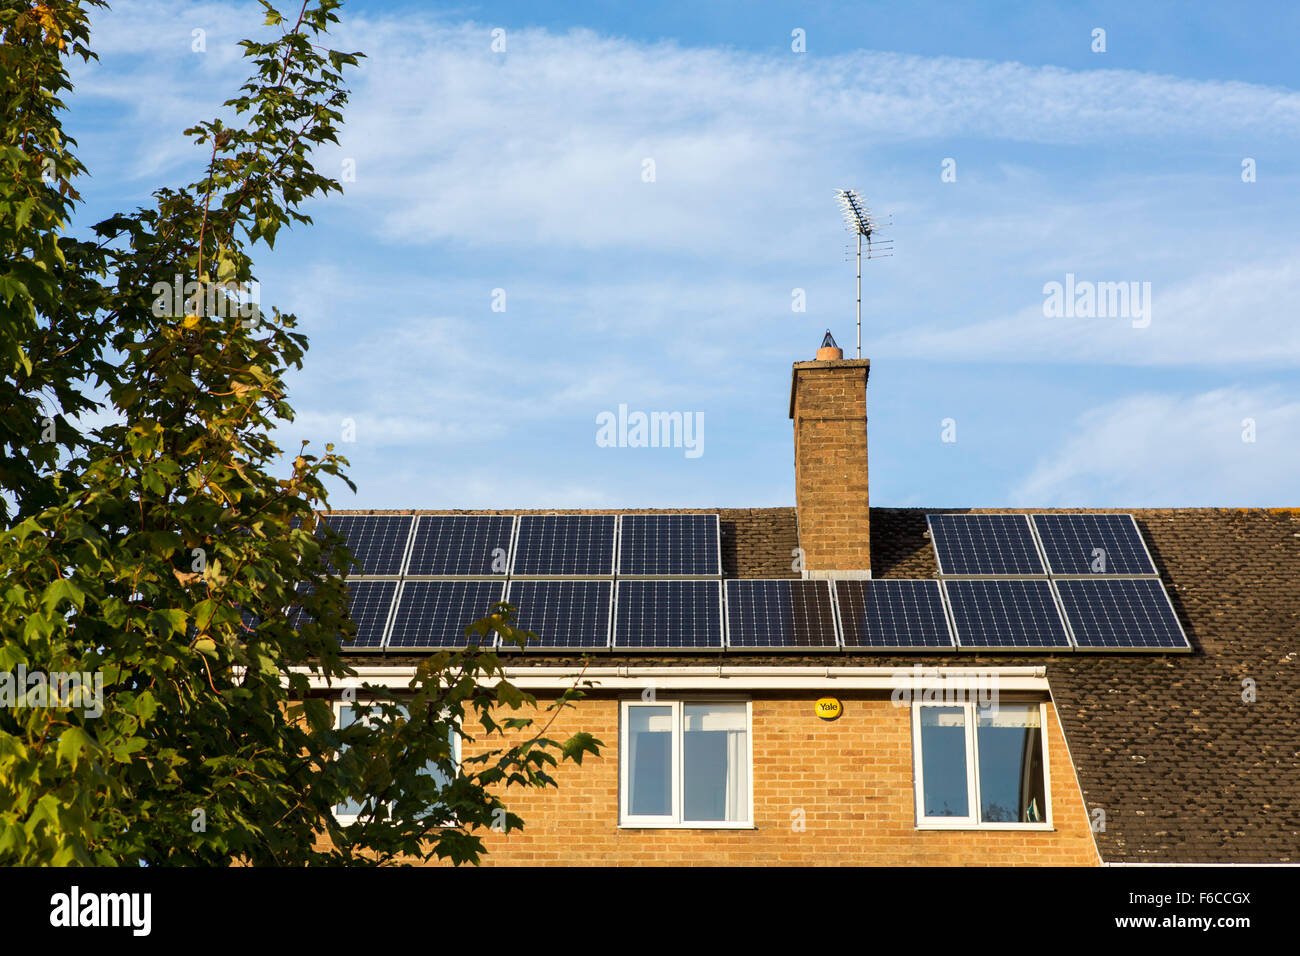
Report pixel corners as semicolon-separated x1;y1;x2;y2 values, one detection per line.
926;513;1190;652
292;512;1188;654
297;514;726;652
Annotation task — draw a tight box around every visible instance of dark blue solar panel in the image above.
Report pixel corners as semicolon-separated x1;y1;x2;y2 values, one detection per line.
613;581;724;650
1032;513;1157;576
836;579;955;649
405;515;514;576
928;514;1045;576
506;580;613;651
619;514;721;576
1055;578;1190;650
287;580;395;648
944;579;1069;649
386;580;506;650
341;580;398;647
725;579;838;649
511;515;616;576
319;514;413;576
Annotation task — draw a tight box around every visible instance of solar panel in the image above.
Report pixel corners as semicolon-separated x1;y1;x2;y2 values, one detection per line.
341;580;399;647
1032;513;1157;576
1054;578;1190;651
287;580;390;645
386;580;506;650
505;580;613;651
943;579;1070;650
511;515;616;576
405;515;514;576
725;579;838;649
928;514;1045;576
319;514;413;576
613;580;724;650
618;514;721;576
836;579;955;650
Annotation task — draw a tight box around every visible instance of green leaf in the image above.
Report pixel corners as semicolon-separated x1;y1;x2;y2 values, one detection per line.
41;578;85;614
56;728;94;770
148;608;188;636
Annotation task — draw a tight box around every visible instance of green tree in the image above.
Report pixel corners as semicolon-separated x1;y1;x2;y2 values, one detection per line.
0;0;599;866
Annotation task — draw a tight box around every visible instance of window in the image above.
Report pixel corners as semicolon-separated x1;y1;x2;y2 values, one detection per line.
332;701;458;824
912;701;1051;829
620;699;752;828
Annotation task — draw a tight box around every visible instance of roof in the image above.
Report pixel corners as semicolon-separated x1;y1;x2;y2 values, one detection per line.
326;505;1300;864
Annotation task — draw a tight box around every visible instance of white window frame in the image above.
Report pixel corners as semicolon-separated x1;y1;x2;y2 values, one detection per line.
331;698;460;825
619;697;754;830
912;699;1053;831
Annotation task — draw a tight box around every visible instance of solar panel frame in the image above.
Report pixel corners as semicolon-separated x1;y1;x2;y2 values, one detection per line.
724;579;840;651
503;580;614;652
927;513;1047;577
1053;578;1191;653
403;514;517;578
385;579;507;651
1031;513;1159;577
318;514;415;577
941;579;1072;651
834;579;956;651
612;580;725;652
616;513;723;578
509;514;617;578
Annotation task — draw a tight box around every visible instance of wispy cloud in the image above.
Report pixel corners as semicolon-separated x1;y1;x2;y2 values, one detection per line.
1012;387;1300;506
871;256;1300;367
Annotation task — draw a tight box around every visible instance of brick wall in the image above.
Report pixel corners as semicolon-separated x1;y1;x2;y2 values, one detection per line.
440;693;1099;866
790;360;871;573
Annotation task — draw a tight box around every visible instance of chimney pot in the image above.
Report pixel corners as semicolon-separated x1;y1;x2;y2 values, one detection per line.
816;330;843;361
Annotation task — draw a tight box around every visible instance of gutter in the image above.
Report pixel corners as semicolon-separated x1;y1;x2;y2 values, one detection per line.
1103;862;1298;867
290;664;1049;692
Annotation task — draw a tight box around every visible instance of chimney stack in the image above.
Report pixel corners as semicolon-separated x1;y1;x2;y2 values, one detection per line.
789;332;870;577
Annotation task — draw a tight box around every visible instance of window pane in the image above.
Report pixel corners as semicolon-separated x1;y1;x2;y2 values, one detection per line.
976;704;1046;823
335;705;377;818
628;706;673;817
683;703;748;822
336;704;454;821
919;706;969;818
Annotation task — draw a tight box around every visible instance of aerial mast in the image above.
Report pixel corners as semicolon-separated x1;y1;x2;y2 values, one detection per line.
833;188;892;358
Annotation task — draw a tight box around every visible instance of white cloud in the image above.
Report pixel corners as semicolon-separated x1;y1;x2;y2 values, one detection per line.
278;410;506;448
322;465;619;510
75;4;1300;254
868;255;1300;367
1012;387;1300;506
321;23;1300;253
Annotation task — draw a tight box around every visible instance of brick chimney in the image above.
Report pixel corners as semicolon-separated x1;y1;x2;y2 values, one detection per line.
788;333;870;577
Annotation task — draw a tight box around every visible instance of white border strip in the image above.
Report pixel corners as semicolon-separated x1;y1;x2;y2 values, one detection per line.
289;664;1049;692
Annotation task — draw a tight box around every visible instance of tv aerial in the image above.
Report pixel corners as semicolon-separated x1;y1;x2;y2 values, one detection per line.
833;188;892;358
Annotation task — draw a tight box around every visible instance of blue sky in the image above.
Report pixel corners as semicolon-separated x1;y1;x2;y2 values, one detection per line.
63;0;1300;509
